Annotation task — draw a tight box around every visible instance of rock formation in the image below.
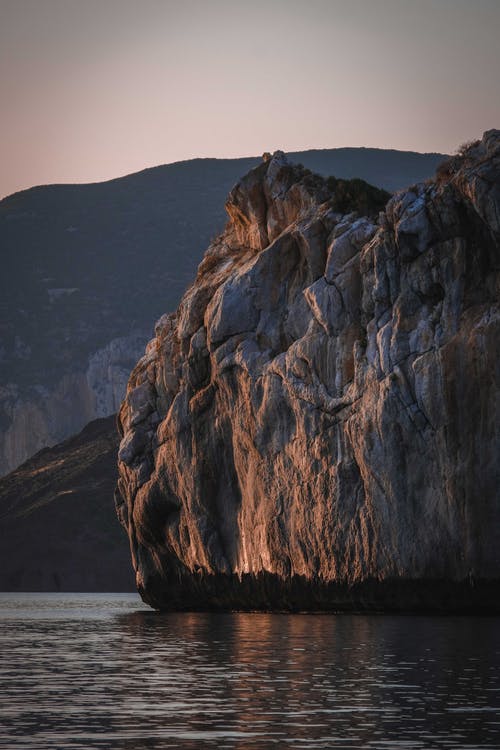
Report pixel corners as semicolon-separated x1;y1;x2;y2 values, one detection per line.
117;131;500;611
0;149;445;476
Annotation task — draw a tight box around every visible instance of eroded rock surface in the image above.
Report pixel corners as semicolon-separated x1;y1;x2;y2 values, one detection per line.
0;148;444;477
117;132;500;611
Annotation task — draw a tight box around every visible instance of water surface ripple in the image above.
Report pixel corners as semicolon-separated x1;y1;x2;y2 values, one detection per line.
0;594;499;749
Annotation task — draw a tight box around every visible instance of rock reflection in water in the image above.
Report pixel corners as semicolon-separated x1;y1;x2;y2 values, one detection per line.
0;594;499;749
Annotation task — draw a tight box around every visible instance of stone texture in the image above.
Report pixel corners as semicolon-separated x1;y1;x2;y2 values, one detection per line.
0;149;445;478
117;131;500;612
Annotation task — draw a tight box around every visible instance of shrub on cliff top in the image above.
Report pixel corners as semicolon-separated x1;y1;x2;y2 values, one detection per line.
436;138;481;184
326;175;390;216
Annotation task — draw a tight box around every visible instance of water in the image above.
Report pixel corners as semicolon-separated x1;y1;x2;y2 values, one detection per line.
1;594;499;749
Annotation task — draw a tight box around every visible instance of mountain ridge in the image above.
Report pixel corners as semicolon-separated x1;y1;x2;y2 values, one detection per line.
3;146;447;202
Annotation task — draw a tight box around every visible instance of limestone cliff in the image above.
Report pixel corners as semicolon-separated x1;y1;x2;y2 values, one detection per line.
1;149;443;477
117;131;500;611
0;335;147;475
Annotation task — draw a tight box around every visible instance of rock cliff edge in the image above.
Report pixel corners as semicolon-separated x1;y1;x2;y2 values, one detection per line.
117;131;500;611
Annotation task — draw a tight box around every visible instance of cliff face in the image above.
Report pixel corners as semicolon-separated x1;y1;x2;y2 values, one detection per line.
0;335;147;475
117;131;500;611
1;149;444;477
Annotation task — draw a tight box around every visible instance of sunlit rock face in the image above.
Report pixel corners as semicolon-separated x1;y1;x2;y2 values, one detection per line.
117;131;500;611
0;149;445;476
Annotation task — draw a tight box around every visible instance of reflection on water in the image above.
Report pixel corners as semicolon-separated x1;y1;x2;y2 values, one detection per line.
0;594;499;749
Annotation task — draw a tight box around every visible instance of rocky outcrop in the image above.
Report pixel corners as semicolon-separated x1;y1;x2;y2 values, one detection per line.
0;148;445;476
0;416;134;591
117;131;500;612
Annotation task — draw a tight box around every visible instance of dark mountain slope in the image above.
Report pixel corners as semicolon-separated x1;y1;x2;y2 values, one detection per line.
0;416;133;591
290;146;445;192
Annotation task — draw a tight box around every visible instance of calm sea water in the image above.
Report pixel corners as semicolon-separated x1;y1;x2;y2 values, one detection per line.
0;594;499;749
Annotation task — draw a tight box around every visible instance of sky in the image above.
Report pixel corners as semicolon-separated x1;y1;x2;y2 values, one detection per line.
1;0;499;199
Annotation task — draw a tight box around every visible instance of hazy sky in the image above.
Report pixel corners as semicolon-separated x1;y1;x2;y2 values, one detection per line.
1;0;499;198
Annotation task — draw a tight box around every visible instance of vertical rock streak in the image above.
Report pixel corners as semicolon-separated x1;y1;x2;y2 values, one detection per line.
117;133;500;610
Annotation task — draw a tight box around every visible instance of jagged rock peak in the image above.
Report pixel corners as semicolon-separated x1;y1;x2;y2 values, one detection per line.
117;129;500;612
224;148;331;252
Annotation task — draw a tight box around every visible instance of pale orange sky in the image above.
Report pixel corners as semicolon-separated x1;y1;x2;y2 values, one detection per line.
1;0;499;199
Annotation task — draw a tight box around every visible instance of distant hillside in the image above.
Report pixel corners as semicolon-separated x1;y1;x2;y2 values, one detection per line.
0;415;133;591
289;146;446;192
0;147;446;475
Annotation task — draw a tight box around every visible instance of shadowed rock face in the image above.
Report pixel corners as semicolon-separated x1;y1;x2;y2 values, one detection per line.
117;132;500;612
